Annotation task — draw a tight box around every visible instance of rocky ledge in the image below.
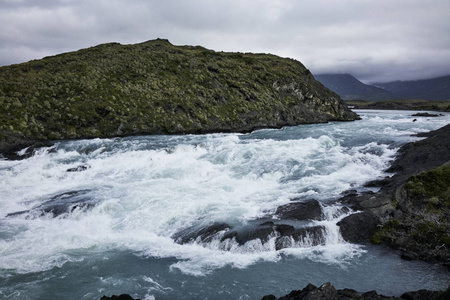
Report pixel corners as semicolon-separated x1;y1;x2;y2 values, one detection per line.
99;282;450;300
261;282;450;300
338;123;450;263
0;39;358;157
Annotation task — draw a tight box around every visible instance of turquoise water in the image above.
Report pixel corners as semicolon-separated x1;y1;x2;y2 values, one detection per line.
1;110;449;299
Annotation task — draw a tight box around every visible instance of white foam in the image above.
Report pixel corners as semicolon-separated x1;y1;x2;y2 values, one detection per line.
1;110;449;275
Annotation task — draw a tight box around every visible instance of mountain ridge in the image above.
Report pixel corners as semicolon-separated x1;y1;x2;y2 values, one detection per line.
315;73;450;101
373;75;450;100
314;73;397;101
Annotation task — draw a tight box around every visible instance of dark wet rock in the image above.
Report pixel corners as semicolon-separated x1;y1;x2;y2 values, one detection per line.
67;164;91;172
287;226;325;248
172;223;231;244
384;123;450;194
277;283;320;300
400;252;417;261
262;282;450;300
100;295;140;300
221;222;326;250
6;190;95;219
274;224;296;236
364;177;391;188
402;288;450;300
222;222;282;245
274;226;325;250
335;124;450;264
176;219;327;250
411;112;440;117
365;124;450;262
0;140;54;161
340;189;358;197
275;200;323;221
338;211;380;243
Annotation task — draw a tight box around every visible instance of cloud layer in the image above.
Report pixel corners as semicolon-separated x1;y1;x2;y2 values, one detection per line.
1;0;450;82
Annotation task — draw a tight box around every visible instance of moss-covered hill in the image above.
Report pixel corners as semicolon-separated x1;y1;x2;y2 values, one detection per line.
0;39;358;151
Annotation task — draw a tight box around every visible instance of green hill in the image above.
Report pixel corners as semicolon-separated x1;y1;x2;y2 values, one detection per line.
0;39;358;153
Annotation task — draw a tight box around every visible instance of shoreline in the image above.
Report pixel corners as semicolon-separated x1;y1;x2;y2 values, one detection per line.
338;122;450;264
0;117;357;161
345;99;450;112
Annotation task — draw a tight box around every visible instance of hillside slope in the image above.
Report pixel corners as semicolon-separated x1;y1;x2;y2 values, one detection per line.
0;39;358;153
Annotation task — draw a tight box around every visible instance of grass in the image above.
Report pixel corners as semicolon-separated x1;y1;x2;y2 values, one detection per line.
0;39;357;146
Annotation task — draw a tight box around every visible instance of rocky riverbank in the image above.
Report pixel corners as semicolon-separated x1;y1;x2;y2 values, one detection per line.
338;123;450;263
100;282;450;300
94;124;450;300
261;282;450;300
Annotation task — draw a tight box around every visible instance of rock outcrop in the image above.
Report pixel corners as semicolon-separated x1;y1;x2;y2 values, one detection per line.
275;199;323;221
171;199;348;250
0;39;358;156
261;282;450;300
338;124;450;263
6;189;96;219
100;295;140;300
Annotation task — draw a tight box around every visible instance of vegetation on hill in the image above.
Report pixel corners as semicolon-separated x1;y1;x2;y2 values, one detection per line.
0;39;357;152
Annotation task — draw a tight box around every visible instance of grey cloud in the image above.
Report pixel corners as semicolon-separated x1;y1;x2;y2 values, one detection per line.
1;0;449;82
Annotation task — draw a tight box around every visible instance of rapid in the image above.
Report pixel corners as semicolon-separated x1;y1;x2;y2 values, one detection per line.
1;110;449;299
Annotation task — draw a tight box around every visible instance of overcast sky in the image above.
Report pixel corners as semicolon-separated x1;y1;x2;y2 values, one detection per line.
1;0;449;83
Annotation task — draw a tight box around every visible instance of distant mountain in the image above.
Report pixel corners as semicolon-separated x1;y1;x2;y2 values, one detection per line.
373;75;450;100
314;73;397;101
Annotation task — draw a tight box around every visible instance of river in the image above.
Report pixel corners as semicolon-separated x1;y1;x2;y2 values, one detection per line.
1;110;449;299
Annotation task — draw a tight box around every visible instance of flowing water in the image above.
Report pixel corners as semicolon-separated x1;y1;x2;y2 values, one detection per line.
0;110;449;299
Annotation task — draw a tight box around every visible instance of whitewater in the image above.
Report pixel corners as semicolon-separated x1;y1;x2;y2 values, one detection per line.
0;110;449;299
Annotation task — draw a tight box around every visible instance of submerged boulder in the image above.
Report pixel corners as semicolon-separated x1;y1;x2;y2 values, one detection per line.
172;222;232;244
174;219;327;251
100;295;140;300
275;199;323;221
6;189;96;219
66;163;91;172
